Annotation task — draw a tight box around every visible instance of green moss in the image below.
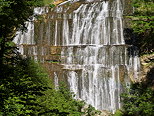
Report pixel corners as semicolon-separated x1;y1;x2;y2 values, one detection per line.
142;52;154;57
43;0;53;5
49;4;56;8
114;110;124;116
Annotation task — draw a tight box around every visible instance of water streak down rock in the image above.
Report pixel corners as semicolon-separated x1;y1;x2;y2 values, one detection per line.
14;0;140;113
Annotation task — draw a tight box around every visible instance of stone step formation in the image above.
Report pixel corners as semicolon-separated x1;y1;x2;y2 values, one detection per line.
14;0;140;113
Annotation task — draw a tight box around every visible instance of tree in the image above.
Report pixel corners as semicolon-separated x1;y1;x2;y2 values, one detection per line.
0;55;92;115
121;1;154;115
0;0;48;115
0;0;43;69
0;57;49;115
128;0;154;54
121;83;154;116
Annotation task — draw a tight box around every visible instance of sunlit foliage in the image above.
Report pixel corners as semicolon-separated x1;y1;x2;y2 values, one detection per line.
128;0;154;54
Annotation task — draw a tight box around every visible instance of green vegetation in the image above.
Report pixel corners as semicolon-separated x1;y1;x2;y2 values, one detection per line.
49;3;56;8
43;0;53;5
119;1;154;115
128;0;154;54
130;0;154;33
0;57;89;115
0;58;48;115
0;0;43;68
121;83;154;116
114;110;123;116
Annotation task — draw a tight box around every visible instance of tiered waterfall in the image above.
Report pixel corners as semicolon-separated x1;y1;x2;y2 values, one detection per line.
14;0;140;113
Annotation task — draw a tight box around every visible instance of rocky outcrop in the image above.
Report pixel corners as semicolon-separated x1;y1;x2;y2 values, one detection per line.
140;53;154;84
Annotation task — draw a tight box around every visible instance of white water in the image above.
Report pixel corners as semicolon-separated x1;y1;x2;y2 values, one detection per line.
60;0;140;113
54;72;59;90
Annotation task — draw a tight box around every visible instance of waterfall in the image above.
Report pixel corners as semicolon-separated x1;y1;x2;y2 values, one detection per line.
14;0;140;113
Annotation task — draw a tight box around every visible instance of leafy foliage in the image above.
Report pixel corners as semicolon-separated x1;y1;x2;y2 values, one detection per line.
128;0;154;54
0;0;43;67
0;2;45;115
131;0;154;33
114;110;124;116
43;0;54;5
0;57;90;115
121;1;154;115
121;83;154;116
0;58;48;115
38;83;85;115
0;0;43;37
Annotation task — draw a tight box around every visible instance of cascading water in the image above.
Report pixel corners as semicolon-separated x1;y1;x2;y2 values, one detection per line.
14;0;140;113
